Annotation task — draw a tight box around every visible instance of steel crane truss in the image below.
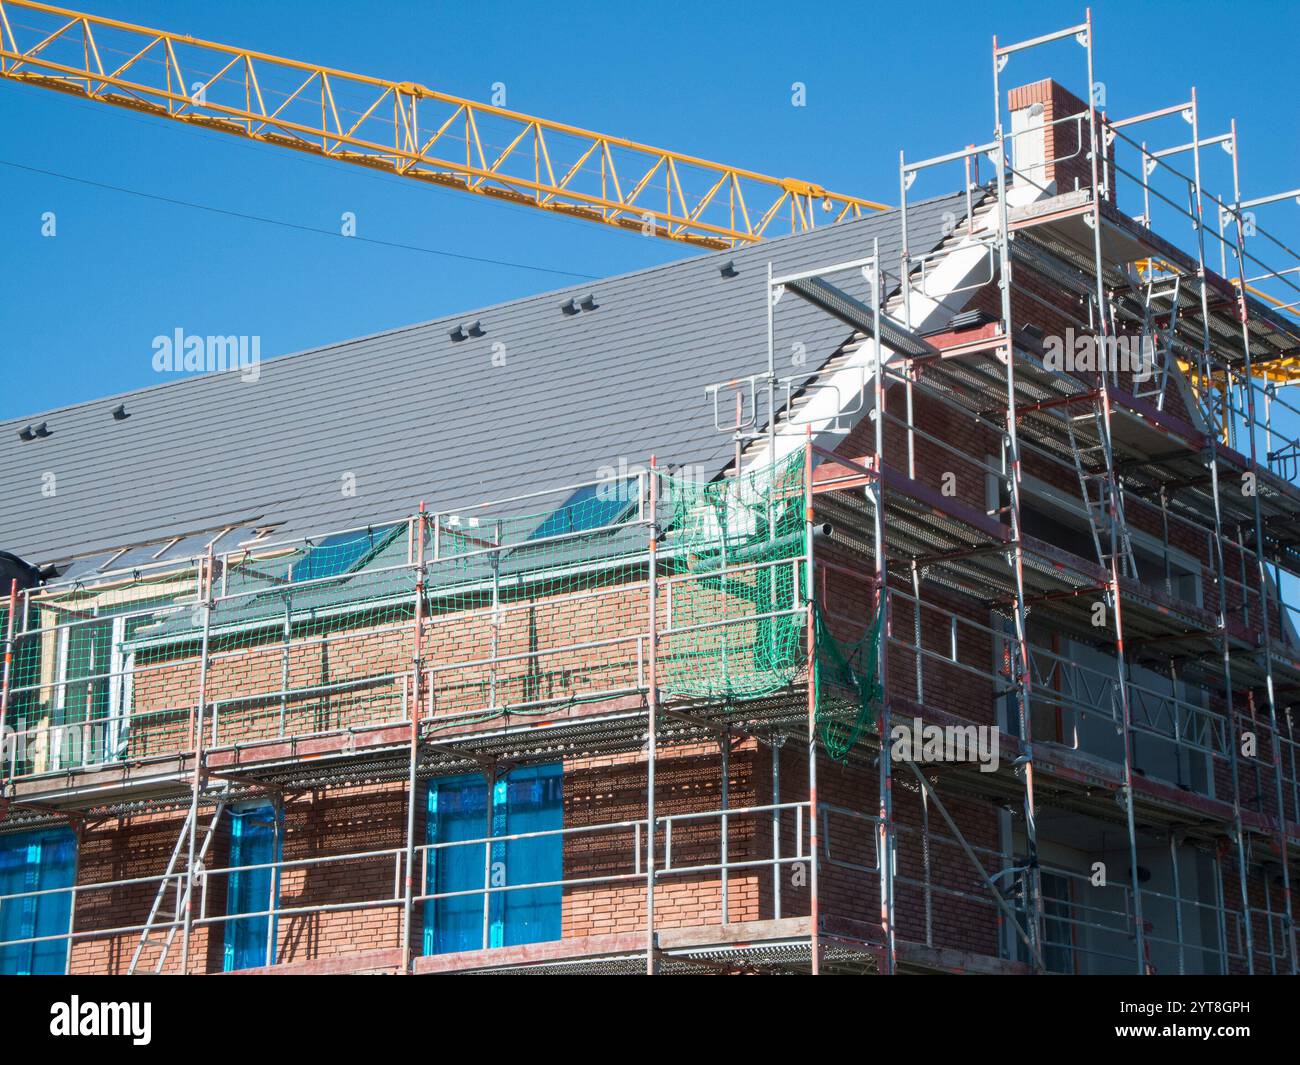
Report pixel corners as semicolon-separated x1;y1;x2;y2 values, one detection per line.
0;0;885;250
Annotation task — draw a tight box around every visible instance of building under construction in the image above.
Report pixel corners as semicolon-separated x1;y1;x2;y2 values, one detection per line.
1;5;1299;975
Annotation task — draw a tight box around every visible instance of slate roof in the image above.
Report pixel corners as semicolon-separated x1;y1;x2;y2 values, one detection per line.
1;191;969;575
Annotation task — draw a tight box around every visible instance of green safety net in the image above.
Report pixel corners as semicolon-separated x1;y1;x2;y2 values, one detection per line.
656;448;808;701
815;599;885;762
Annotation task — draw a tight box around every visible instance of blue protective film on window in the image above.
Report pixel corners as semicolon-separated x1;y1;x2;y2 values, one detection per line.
424;764;562;955
0;827;76;974
498;764;563;947
424;774;490;955
224;803;279;971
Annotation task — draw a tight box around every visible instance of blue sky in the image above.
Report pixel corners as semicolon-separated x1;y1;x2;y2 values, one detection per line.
1;0;1298;419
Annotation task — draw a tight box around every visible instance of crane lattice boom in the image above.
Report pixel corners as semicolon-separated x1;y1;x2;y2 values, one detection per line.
0;0;887;249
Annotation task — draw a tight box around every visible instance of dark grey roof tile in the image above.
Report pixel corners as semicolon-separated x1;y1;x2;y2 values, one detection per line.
1;191;966;566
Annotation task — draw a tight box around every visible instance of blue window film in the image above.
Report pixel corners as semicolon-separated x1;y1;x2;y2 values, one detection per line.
498;765;563;946
527;483;635;542
424;774;491;955
224;803;280;971
424;764;562;955
291;524;398;583
0;827;76;974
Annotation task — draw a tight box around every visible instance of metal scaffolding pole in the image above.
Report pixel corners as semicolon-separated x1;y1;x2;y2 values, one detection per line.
1079;17;1146;971
804;432;821;974
772;738;782;920
180;546;214;976
402;507;427;973
0;579;16;776
1184;89;1256;973
990;38;1046;970
865;243;896;973
646;456;659;975
1223;121;1298;972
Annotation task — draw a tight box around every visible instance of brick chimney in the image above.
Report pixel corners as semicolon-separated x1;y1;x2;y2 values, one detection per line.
1007;79;1114;203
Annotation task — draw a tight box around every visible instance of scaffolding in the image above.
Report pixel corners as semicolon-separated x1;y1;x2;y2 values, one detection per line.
2;444;883;974
2;8;1300;977
886;8;1300;974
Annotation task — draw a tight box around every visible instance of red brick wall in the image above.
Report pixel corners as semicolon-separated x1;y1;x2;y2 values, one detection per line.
564;743;763;937
71;808;224;975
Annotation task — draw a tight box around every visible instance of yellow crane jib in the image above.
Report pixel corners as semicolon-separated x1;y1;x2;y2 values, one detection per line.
0;0;888;249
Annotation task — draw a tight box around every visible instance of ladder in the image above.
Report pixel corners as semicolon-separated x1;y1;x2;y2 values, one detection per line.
127;786;229;975
1134;272;1182;408
1066;408;1138;580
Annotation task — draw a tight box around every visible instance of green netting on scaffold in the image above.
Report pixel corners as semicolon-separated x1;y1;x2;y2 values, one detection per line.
656;447;808;701
815;599;884;762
